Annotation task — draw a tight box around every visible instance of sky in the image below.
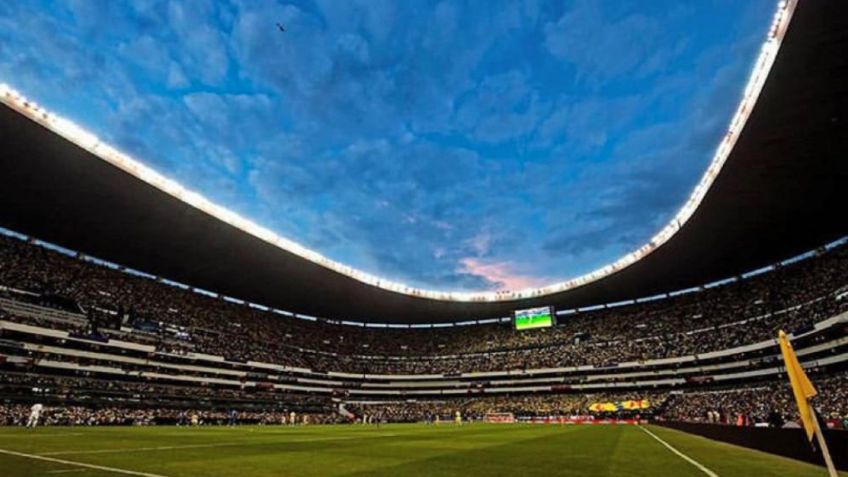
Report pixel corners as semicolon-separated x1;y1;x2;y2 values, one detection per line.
0;0;777;292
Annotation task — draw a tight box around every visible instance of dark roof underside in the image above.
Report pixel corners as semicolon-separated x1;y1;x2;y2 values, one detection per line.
1;0;847;324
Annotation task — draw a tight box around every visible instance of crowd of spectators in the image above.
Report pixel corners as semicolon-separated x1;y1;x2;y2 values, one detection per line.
1;232;847;428
347;391;668;423
342;371;848;428
0;372;332;411
2;370;846;428
1;234;846;375
661;371;848;428
0;404;344;426
296;370;848;428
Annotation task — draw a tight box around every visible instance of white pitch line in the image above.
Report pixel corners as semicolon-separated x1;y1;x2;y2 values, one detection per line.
638;426;719;477
0;447;171;477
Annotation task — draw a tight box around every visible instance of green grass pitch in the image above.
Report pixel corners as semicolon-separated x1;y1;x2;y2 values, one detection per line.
0;424;842;477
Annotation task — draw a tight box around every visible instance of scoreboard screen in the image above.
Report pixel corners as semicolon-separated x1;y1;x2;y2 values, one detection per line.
514;306;555;330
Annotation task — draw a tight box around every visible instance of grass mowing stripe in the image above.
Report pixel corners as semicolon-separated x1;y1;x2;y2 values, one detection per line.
40;441;246;456
638;426;719;477
0;433;84;438
39;433;398;456
0;447;172;477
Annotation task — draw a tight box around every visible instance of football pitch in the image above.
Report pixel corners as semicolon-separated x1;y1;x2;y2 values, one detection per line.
0;424;841;477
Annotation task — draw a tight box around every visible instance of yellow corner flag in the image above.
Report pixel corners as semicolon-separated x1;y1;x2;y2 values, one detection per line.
778;330;838;476
778;330;817;441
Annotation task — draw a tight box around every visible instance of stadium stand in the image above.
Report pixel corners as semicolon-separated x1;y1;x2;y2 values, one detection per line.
0;230;846;428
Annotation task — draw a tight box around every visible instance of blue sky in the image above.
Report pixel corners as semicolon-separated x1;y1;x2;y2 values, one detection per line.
0;0;776;292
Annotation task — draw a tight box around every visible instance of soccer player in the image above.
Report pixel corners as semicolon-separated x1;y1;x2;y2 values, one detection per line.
27;403;43;428
289;411;296;426
454;410;462;426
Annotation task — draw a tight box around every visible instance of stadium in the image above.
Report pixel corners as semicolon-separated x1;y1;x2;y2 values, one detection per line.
1;0;847;476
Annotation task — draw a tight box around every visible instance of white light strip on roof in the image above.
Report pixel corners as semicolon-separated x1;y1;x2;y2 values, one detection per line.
0;0;797;303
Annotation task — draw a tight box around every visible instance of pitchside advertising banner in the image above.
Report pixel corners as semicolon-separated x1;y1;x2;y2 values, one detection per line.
587;400;651;412
514;306;555;330
483;414;647;425
519;417;648;425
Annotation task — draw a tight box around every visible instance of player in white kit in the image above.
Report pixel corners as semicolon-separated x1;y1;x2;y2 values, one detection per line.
27;403;43;428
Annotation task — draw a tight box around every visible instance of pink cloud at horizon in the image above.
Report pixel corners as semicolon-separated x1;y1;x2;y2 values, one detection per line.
459;257;549;291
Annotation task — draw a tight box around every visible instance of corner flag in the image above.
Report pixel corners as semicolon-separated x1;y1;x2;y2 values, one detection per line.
777;330;817;441
778;330;838;477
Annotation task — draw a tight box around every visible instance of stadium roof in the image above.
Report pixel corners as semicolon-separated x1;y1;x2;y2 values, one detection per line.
1;0;847;324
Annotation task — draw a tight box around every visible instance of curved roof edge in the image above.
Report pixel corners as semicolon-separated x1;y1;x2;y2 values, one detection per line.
2;224;843;329
0;1;798;303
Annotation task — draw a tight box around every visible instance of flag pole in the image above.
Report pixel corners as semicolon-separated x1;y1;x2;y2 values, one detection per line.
777;330;838;476
810;409;838;477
